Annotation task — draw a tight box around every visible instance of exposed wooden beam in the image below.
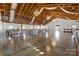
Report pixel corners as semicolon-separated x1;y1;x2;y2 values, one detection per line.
28;4;38;16
16;3;25;21
25;4;34;16
15;13;31;19
22;3;29;15
1;3;79;24
29;4;42;17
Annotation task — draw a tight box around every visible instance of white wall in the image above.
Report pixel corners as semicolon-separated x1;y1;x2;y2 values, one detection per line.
0;22;2;39
0;22;2;31
46;18;79;29
46;18;79;38
46;18;79;48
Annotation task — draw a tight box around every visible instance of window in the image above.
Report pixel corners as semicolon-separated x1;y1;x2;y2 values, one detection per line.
55;31;60;40
9;25;13;29
55;25;60;40
23;25;26;29
0;25;2;31
72;25;77;28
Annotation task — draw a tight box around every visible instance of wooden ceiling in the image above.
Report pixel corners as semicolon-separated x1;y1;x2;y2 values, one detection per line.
0;3;79;25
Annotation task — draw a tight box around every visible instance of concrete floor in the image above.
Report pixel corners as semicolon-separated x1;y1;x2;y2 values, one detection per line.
0;30;77;56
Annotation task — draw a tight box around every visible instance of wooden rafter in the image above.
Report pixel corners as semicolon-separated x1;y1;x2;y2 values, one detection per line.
22;3;29;15
16;3;25;21
25;4;34;16
1;3;79;24
29;4;38;16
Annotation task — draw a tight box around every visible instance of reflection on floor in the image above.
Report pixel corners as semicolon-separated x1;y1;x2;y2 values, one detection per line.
0;30;77;56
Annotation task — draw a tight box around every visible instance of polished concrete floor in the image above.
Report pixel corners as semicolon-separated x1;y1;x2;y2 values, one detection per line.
0;30;77;56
